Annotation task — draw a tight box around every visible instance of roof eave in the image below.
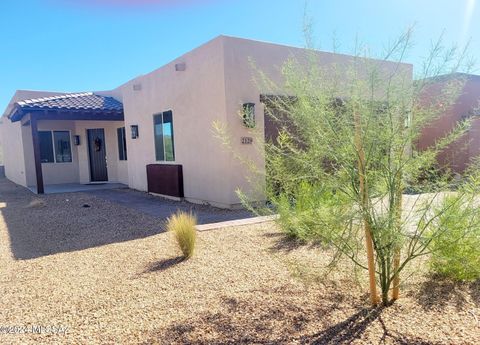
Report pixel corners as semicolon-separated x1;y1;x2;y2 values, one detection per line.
9;107;124;123
8;104;25;122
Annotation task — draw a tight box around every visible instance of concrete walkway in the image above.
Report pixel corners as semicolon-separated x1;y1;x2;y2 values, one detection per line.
195;215;278;231
87;188;254;225
27;183;128;194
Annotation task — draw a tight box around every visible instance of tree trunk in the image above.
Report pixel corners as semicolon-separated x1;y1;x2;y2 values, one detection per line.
392;156;404;300
354;109;379;306
382;288;390;305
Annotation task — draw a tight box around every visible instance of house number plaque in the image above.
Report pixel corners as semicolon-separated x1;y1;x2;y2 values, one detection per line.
241;137;253;145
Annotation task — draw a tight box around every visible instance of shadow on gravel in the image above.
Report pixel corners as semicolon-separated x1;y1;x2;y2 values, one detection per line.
298;307;384;344
0;178;164;260
305;309;443;345
143;256;185;273
470;280;480;308
264;231;325;253
0;175;253;260
415;275;480;311
143;290;438;344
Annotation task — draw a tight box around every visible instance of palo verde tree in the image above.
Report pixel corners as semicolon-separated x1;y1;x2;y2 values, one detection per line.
215;28;478;306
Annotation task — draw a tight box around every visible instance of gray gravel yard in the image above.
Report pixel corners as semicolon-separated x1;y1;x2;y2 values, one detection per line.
0;179;251;260
87;188;252;225
0;179;164;260
0;177;479;344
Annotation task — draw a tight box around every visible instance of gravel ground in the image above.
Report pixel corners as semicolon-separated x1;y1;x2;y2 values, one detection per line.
0;178;479;344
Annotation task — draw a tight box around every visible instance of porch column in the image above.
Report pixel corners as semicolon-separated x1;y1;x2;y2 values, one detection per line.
30;115;44;194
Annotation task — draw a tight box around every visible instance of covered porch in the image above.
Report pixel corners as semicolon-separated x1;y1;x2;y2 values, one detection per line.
8;93;128;194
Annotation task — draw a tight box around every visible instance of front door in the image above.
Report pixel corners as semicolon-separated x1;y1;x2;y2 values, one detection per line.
87;128;108;182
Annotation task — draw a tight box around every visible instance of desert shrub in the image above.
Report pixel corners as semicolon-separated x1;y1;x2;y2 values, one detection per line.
167;212;197;259
428;195;480;281
216;27;475;305
275;182;351;243
404;165;454;194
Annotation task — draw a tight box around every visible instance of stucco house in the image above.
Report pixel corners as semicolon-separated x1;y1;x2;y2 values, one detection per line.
0;36;412;209
417;73;480;174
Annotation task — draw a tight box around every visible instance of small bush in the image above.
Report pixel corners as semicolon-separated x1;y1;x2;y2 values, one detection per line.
428;195;480;281
274;182;351;243
167;212;197;259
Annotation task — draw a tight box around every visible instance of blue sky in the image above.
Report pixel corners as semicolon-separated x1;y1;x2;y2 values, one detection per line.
0;0;478;110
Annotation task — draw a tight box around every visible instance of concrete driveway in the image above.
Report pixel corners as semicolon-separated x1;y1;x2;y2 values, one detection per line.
87;188;253;225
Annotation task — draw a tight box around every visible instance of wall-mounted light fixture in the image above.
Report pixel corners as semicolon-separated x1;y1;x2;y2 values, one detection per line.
242;102;255;128
74;135;81;146
131;125;139;139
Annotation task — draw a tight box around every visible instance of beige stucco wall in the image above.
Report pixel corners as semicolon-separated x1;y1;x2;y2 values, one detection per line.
117;36;233;207
116;35;412;208
0;90;68;187
0;117;27;186
36;120;79;185
220;36;413;205
21;120;36;187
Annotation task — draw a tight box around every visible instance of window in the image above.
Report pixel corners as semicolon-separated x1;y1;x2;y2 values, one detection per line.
38;130;72;163
53;131;72;163
39;131;54;163
117;127;127;161
154;110;175;161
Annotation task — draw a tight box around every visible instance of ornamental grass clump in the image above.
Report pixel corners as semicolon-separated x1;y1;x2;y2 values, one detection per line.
167;212;197;259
